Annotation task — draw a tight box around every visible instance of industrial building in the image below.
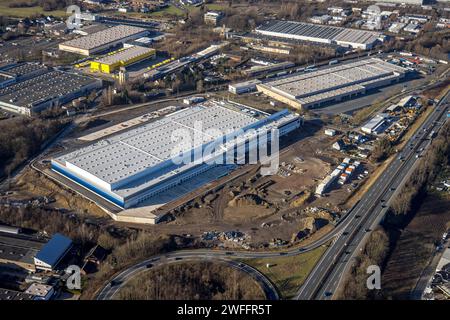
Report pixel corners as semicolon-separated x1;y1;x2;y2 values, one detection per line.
0;68;102;116
204;11;224;26
255;20;382;50
361;114;390;135
52;101;301;213
24;283;54;300
59;25;148;56
90;45;156;73
0;288;35;300
0;62;48;89
243;61;295;77
0;229;45;272
228;79;262;94
256;58;407;110
33;233;72;271
381;0;423;4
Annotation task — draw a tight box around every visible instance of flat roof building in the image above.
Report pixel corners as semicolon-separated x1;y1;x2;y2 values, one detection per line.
0;288;35;300
255;20;382;50
0;69;102;116
243;61;295;77
256;58;407;110
0;232;45;272
52;101;301;215
90;45;156;73
229;79;261;94
204;11;224;26
0;62;48;88
24;283;54;300
59;25;148;56
361;114;389;135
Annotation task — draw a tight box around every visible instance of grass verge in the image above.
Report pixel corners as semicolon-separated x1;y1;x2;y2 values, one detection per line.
242;244;329;299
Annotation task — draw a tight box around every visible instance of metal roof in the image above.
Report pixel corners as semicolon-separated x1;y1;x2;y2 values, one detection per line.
0;70;100;108
60;25;147;51
58;101;259;185
55;101;299;200
94;45;155;65
34;233;72;267
259;58;407;105
256;20;381;47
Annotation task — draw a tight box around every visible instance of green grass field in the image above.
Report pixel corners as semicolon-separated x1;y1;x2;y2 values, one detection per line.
242;244;329;299
149;5;185;18
0;0;66;18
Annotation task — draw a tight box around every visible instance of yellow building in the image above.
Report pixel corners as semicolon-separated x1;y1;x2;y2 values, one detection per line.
90;46;156;74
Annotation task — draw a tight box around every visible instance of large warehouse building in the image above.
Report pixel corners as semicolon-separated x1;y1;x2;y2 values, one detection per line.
59;25;148;56
0;64;102;116
52;101;301;211
0;62;48;88
90;45;156;73
256;58;407;110
255;20;382;50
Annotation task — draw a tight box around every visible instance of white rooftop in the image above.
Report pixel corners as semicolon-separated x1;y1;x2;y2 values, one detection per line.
60;25;147;51
259;58;406;105
57;102;261;188
94;45;155;65
56;101;298;198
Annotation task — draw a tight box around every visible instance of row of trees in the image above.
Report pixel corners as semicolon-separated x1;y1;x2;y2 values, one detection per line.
391;122;450;215
9;0;73;11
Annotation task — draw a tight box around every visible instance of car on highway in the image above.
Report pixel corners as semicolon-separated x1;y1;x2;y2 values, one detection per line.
381;204;387;208
355;214;361;219
175;257;183;261
225;252;234;255
364;228;372;232
324;291;333;297
279;252;288;256
110;280;122;287
146;263;153;268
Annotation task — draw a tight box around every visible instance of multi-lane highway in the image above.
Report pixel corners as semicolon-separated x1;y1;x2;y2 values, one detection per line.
296;91;449;300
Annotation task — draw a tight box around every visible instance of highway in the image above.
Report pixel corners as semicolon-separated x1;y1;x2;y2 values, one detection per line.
296;90;450;300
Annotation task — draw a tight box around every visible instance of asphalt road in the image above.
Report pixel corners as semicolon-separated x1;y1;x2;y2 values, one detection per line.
96;254;280;300
296;90;450;300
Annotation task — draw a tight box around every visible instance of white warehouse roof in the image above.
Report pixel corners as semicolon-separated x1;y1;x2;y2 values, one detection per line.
257;58;407;108
53;101;300;205
60;25;147;51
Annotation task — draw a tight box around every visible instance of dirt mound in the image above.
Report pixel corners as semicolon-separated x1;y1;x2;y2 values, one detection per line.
228;193;269;208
